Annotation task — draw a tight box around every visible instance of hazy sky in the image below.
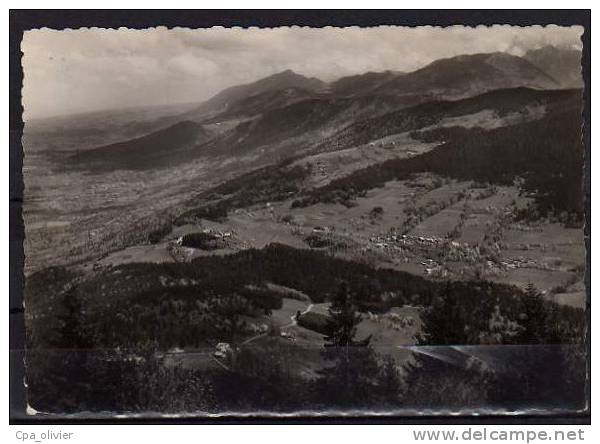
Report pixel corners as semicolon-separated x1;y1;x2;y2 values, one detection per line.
22;25;583;120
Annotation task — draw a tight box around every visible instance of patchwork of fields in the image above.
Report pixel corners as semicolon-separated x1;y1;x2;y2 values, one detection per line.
97;167;585;309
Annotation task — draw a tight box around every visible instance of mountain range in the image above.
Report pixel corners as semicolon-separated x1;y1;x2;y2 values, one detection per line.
70;46;582;171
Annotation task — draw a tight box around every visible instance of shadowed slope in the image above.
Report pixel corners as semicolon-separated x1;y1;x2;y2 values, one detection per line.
71;120;211;171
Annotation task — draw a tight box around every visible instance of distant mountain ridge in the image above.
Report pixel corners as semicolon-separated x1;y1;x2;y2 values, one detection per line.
186;50;571;124
187;69;326;119
69;47;583;171
367;52;560;98
329;70;401;97
524;45;583;88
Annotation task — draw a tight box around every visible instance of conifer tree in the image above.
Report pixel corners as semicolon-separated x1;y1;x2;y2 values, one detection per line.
316;282;378;407
518;282;548;343
324;282;368;347
418;282;469;345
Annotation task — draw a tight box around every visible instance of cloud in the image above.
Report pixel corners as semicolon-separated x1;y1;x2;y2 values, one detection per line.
21;25;583;119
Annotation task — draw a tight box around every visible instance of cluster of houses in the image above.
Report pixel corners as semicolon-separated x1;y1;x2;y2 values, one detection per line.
499;256;548;271
369;233;446;248
368;232;483;260
365;232;493;277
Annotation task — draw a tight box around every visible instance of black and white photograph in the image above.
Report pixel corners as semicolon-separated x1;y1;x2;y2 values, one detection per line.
17;20;588;417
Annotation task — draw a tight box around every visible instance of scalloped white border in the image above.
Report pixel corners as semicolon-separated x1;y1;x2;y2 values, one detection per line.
7;2;594;432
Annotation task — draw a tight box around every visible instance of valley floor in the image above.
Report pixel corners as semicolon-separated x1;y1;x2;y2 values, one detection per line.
97;173;586;309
